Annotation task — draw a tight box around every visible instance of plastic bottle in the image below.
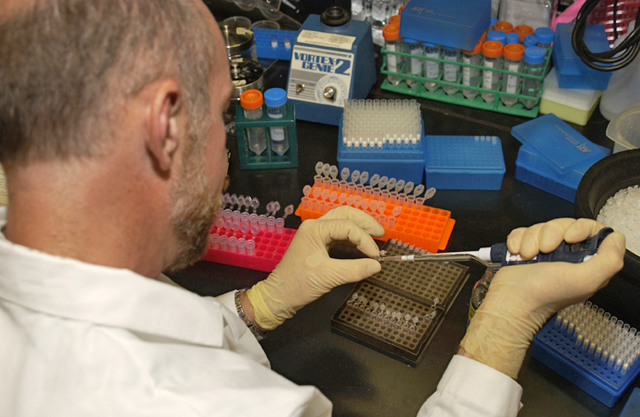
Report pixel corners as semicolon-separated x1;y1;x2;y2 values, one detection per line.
493;20;514;33
487;30;507;45
514;24;534;42
468;266;501;325
500;43;525;107
404;38;423;89
506;32;520;45
481;40;504;104
423;42;441;92
442;46;461;95
263;88;289;156
534;27;554;56
521;46;546;109
462;40;483;100
383;24;403;85
240;89;266;155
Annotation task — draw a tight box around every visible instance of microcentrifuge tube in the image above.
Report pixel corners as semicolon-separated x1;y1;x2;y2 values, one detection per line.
246;239;256;256
391;206;402;217
229;194;238;209
406;195;415;208
275;218;284;233
312;187;322;199
425;187;436;200
404;181;415;195
389;192;398;205
237;238;247;254
340;167;350;181
351;170;360;184
251;223;260;235
360;171;369;184
415;197;424;210
267;216;276;232
210;233;220;249
303;185;312;197
315;162;324;176
369;174;380;188
282;204;294;219
338;194;347;205
378;176;388;190
321;189;330;201
219;235;229;251
322;163;331;177
413;184;425;198
237;195;245;211
329;165;339;179
395;179;405;193
228;236;238;253
387;178;397;191
377;201;386;213
251;198;260;213
313;175;322;188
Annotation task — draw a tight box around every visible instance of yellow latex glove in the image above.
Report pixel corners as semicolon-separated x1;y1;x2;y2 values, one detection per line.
460;218;626;379
246;206;385;330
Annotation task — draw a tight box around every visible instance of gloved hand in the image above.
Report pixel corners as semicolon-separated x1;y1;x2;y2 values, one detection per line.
460;218;626;379
246;206;385;330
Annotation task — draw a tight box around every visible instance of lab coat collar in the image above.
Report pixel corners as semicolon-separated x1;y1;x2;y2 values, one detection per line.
0;207;225;348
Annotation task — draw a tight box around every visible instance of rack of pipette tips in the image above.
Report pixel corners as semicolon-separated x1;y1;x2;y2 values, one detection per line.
203;194;296;272
331;239;470;365
532;301;640;407
294;161;454;254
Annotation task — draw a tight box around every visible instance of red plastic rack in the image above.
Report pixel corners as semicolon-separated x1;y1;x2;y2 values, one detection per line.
294;185;455;253
201;226;296;272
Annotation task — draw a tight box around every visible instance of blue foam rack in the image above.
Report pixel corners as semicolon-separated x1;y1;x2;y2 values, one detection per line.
532;303;640;407
253;28;298;61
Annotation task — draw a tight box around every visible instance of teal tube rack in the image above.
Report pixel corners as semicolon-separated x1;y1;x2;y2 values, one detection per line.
235;102;298;170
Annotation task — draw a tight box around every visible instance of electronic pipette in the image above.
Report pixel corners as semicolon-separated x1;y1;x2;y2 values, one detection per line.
375;227;613;266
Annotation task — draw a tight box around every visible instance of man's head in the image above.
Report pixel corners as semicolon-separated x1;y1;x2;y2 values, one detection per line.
0;0;233;272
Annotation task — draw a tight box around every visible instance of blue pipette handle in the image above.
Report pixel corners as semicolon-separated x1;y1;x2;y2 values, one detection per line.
489;227;614;266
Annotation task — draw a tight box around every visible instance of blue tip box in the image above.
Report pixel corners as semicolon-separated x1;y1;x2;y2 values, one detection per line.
399;0;491;50
425;136;505;190
553;23;612;90
512;113;610;202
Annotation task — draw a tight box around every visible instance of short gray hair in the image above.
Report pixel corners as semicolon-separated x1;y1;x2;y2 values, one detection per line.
0;0;216;164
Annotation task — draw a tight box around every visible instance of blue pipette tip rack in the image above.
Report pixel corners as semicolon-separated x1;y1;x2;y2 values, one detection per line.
532;311;640;407
425;135;505;190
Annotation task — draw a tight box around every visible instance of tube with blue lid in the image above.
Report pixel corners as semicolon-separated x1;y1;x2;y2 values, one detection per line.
264;88;289;156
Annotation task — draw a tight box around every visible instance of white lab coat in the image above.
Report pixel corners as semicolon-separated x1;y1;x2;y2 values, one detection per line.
0;207;521;416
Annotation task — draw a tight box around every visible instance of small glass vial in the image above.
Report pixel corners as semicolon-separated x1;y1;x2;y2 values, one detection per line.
442;46;461;95
240;90;267;155
423;42;441;92
403;37;423;90
506;32;520;45
462;40;483;100
486;30;507;45
534;27;554;57
514;24;534;43
521;46;546;109
383;24;403;85
468;266;501;325
263;88;289;156
500;43;524;107
481;40;504;104
493;21;514;34
523;34;538;48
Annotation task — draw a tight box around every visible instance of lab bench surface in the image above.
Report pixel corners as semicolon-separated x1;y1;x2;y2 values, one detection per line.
169;87;639;416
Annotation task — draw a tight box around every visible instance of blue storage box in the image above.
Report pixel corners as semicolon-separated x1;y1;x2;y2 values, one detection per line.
553;23;612;90
512;114;609;202
399;0;490;50
425;136;505;190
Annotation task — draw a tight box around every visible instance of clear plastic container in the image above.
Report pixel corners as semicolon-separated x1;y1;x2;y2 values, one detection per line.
383;24;403;85
501;43;525;107
442;46;461;95
240;90;266;155
499;0;558;29
264;88;289;156
521;46;545;109
534;27;554;57
462;40;483;100
481;40;504;104
423;42;441;93
404;38;423;89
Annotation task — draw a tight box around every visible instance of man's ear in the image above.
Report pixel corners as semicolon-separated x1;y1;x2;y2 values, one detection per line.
147;79;184;172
